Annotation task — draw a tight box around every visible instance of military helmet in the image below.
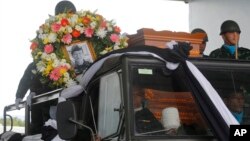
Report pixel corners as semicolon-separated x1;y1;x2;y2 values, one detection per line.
55;0;76;15
220;20;241;35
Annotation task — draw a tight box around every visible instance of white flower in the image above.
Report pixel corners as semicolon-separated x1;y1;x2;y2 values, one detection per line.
41;53;52;61
123;42;128;47
107;26;113;32
65;79;77;87
50;53;57;60
59;26;66;33
38;33;46;40
90;21;97;28
38;28;43;34
78;10;87;17
45;19;50;24
113;45;120;50
59;60;71;68
36;61;46;73
48;33;57;43
52;60;60;67
48;15;56;22
66;26;73;33
41;53;47;59
107;22;113;31
61;59;67;63
96;28;107;38
75;25;84;33
63;72;70;79
100;50;108;55
70;15;78;26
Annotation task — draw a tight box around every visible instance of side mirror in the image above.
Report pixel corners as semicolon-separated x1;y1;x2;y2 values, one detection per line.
56;101;77;140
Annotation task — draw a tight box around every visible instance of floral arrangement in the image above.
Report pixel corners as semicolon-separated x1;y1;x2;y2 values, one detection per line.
30;10;128;88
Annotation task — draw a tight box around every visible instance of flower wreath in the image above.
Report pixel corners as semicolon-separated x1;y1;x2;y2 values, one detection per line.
30;10;128;88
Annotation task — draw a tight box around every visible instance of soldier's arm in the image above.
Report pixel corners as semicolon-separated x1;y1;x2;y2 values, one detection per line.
15;63;34;99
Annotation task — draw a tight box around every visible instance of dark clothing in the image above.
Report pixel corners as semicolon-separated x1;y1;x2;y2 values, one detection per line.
0;132;24;141
15;62;54;99
209;46;250;60
30;103;54;135
242;111;250;125
75;61;91;75
135;108;164;134
15;62;55;135
41;125;58;141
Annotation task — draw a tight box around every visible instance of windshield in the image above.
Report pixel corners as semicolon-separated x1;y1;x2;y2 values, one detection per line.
130;65;213;137
199;68;250;125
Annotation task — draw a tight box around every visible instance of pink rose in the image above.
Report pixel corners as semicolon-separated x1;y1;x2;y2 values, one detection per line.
51;23;61;32
50;68;61;81
110;34;119;43
84;27;94;37
44;44;54;54
61;34;72;44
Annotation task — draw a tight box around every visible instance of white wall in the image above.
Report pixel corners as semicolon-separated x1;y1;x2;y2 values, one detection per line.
189;0;250;55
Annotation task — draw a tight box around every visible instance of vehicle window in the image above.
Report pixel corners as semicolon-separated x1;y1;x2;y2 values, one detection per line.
200;69;250;125
131;66;214;137
98;72;122;138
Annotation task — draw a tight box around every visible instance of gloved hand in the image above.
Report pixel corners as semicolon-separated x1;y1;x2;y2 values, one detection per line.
26;92;36;106
15;98;22;110
173;42;193;58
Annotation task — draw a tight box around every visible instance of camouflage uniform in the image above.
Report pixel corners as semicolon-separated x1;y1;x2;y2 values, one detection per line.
209;46;250;60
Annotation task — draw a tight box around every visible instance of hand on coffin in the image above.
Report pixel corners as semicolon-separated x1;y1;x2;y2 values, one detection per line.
166;41;193;58
174;42;193;58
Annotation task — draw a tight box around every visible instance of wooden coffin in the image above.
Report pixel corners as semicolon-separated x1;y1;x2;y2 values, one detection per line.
128;28;206;57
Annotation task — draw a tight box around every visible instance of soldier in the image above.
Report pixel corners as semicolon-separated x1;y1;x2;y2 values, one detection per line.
223;88;250;124
15;0;77;134
209;20;250;60
191;28;209;57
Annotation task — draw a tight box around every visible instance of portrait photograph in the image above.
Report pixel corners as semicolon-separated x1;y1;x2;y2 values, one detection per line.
63;41;96;74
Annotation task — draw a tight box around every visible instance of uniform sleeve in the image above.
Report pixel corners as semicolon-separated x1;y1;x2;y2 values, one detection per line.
15;63;35;99
209;49;218;58
238;47;250;60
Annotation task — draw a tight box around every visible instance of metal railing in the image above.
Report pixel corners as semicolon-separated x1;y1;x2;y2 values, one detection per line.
2;88;62;135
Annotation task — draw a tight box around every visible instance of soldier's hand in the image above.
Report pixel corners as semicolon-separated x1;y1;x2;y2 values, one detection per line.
26;92;36;106
173;42;193;58
15;98;22;110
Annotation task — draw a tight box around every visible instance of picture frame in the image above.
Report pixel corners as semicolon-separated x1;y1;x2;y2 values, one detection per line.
62;41;96;74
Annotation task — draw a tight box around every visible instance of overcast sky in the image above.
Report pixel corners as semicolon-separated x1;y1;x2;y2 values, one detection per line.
0;0;188;118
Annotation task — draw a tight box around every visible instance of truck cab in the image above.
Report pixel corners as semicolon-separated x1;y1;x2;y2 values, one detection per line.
56;47;249;141
2;47;250;141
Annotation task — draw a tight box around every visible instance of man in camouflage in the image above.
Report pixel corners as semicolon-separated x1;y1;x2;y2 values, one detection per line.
209;20;250;60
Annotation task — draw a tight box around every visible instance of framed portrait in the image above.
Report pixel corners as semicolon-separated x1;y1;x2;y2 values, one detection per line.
62;41;96;74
